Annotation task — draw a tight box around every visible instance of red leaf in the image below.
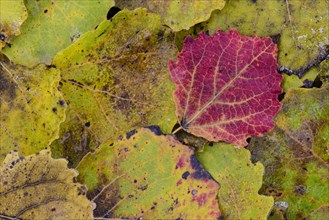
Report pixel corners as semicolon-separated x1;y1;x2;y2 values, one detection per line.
169;29;282;146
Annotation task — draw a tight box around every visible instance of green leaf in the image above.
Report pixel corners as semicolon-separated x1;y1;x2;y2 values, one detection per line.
76;127;221;219
0;55;65;162
0;0;27;49
50;8;176;166
319;59;329;83
281;74;304;92
0;150;94;219
282;65;326;92
176;0;328;74
197;143;274;219
248;84;329;219
307;206;329;220
116;0;225;31
2;0;114;67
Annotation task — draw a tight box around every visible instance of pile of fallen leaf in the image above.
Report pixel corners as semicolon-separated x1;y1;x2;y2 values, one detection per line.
0;1;328;219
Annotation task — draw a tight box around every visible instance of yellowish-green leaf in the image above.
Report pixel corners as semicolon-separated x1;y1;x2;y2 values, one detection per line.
249;85;329;219
77;127;221;219
177;0;328;74
2;0;114;67
0;0;27;49
307;206;329;220
281;74;304;92
281;64;329;92
0;150;94;219
51;8;176;166
196;143;274;220
0;55;65;162
319;59;329;83
116;0;225;31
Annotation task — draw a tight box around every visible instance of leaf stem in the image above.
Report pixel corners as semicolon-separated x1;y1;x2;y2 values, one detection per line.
172;126;183;134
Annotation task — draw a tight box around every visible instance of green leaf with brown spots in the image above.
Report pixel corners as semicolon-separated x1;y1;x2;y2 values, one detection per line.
0;0;27;49
2;0;114;67
76;127;221;219
0;150;94;219
176;0;328;78
196;143;274;220
50;8;176;167
0;55;65;163
248;84;329;219
319;59;329;83
116;0;225;31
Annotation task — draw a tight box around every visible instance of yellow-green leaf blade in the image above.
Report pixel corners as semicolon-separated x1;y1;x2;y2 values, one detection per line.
0;55;65;162
0;0;27;49
116;0;225;31
249;84;329;219
0;150;94;219
77;127;221;219
2;0;114;67
51;8;176;166
197;143;274;220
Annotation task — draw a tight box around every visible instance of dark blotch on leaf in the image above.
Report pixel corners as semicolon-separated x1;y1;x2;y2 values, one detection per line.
126;129;137;139
52;107;57;113
302;79;313;88
0;33;5;41
145;125;163;136
157;30;164;41
190;155;212;180
138;185;148;191
107;7;121;20
58;100;65;106
270;34;281;44
182;171;190;179
0;62;17;100
295;185;307;195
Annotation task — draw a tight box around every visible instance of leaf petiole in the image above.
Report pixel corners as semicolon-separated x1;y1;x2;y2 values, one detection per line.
172;126;183;134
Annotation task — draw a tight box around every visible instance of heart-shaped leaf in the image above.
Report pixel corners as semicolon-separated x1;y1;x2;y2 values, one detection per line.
169;30;282;146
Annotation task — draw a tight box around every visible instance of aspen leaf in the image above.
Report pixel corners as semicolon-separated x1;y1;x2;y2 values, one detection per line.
77;127;221;219
248;84;329;219
0;55;65;162
197;143;274;219
0;0;27;49
116;0;225;31
0;150;94;219
2;0;114;67
170;29;282;146
51;9;176;166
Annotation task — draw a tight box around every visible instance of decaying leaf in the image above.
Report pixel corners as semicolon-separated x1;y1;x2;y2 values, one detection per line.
0;55;65;163
169;29;282;146
51;8;176;166
248;84;329;219
176;0;329;77
197;143;274;219
77;127;221;219
0;0;27;49
319;59;329;83
0;150;94;219
116;0;225;31
2;0;114;67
